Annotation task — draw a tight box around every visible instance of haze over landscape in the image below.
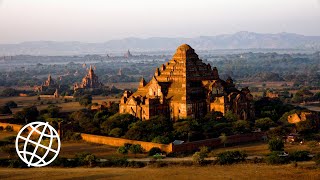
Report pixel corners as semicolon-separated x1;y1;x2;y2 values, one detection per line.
1;32;320;55
0;0;319;44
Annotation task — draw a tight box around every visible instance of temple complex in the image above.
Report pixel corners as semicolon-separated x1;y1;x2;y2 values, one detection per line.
34;74;58;92
74;65;103;90
119;44;254;121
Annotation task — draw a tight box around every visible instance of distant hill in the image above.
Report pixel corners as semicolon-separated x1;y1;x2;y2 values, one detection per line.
1;31;320;55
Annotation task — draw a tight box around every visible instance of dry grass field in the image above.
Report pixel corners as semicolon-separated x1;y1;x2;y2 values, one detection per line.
209;142;320;156
0;131;145;159
240;81;294;89
0;163;319;180
106;82;139;90
0;95;120;116
0;131;16;141
59;141;146;158
1;131;320;180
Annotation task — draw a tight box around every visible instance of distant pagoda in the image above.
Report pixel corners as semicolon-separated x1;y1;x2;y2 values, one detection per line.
34;74;58;92
124;50;133;58
74;65;103;91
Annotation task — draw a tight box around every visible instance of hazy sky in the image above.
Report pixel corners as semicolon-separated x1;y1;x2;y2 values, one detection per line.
0;0;320;43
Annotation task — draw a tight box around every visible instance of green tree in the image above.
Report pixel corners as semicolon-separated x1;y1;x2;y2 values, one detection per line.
84;154;96;167
78;94;92;106
152;136;170;144
289;150;311;162
296;119;317;135
266;151;289;165
0;88;19;97
108;103;120;115
13;106;39;124
204;111;224;121
109;128;123;137
255;117;276;131
232;120;251;134
216;150;247;165
46;118;64;135
268;139;284;152
148;147;162;156
5;101;17;108
266;126;291;139
0;105;12;115
225;111;238;121
101;113;137;135
219;133;228;147
70;109;99;134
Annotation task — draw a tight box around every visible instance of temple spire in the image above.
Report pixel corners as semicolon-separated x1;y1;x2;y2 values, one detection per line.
139;77;147;88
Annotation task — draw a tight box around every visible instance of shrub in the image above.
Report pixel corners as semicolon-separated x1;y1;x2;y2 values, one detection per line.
289;150;311;162
129;144;143;156
232;120;251;134
255;117;276;131
50;157;76;167
268;139;284;152
192;152;205;165
117;146;128;155
75;152;96;166
216;150;247;165
199;146;209;158
251;157;264;164
5;101;17;108
63;131;82;141
313;153;320;165
71;133;82;141
100;157;129;167
0;106;12;115
4;125;13;132
124;143;132;149
148;147;162;156
0;145;16;158
3;136;16;143
111;157;129;167
266;151;290;165
84;154;96;167
79;95;92;107
127;161;146;168
307;141;318;149
0;158;10;167
192;146;209;165
147;161;168;168
8;159;27;168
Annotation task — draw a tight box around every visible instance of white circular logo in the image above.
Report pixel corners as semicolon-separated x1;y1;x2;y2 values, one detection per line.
15;122;61;167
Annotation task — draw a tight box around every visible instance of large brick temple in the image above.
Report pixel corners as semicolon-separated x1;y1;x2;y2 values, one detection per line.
119;44;254;120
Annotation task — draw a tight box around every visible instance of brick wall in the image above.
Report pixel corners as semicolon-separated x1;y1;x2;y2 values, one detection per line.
81;133;173;153
172;133;264;152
